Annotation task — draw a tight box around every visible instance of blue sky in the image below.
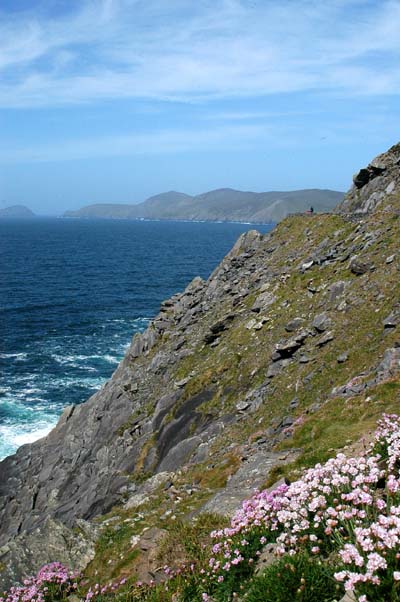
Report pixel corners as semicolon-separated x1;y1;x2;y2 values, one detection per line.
0;0;399;214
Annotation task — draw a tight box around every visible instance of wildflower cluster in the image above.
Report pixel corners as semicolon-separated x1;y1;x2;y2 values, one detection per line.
2;413;400;602
0;564;132;602
85;577;127;600
0;563;77;602
200;413;400;601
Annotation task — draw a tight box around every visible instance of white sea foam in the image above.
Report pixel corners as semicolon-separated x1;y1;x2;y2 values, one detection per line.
12;425;54;446
103;354;119;364
0;352;28;361
0;420;56;460
52;353;120;365
20;387;42;395
1;312;150;459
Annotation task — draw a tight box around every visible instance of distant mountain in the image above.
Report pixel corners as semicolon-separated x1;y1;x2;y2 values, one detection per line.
64;188;343;223
0;205;35;218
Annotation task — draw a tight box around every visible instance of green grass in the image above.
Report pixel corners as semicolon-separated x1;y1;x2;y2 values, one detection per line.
83;199;400;592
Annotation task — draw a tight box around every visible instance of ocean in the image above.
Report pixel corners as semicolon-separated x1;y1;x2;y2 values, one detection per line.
0;218;273;460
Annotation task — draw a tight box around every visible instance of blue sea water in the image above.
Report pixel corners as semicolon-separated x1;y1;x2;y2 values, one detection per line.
0;218;273;460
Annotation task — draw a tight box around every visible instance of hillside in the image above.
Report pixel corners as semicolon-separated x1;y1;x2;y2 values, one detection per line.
0;143;399;600
64;188;343;223
0;205;35;218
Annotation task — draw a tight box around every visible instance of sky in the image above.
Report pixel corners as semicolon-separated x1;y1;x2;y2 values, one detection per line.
0;0;399;215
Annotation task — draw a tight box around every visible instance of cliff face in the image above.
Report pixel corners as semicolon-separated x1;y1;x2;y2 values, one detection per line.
0;144;399;587
338;143;400;214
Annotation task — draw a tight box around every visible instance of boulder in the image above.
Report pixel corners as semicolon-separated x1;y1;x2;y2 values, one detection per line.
316;331;335;346
285;317;303;332
383;311;399;329
312;312;332;332
251;291;276;313
349;256;373;275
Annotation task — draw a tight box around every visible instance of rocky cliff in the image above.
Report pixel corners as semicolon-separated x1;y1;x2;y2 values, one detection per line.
338;143;400;214
0;144;399;588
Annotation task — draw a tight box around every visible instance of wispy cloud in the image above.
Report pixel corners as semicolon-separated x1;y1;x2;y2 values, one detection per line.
0;123;276;163
1;0;399;108
1;107;395;165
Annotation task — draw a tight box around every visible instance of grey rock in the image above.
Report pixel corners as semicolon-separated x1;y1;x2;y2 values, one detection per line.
281;416;294;427
253;320;266;330
300;259;314;271
271;350;282;362
338;143;400;214
316;331;335;346
312;312;332;332
204;332;219;344
251;291;276;313
210;314;235;334
285;317;303;332
190;442;211;463
129;327;159;358
133;527;167;584
236;400;250;412
266;361;284;378
246;318;257;330
201;450;298;517
349;256;373;275
0;518;97;590
152;391;182;431
337;353;349;363
254;543;280;574
267;359;291;378
141;471;176;494
328;280;346;302
383;311;399;328
353;165;386;189
304;371;315;385
204;314;235;343
175;377;191;388
124;493;150;509
294;328;310;343
157;436;203;473
376;348;400;378
273;336;304;359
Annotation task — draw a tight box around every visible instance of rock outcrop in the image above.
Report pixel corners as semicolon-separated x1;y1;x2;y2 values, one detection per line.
338;142;400;214
1;144;399;587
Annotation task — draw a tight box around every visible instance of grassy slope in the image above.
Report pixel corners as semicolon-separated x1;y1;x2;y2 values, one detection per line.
85;196;400;585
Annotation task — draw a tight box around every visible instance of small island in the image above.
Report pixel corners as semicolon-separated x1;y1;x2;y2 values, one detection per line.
0;205;36;218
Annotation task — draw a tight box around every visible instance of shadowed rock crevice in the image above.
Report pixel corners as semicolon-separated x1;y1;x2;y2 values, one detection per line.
155;387;216;467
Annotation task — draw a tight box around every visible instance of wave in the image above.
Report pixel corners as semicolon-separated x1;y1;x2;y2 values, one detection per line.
51;353;120;366
0;352;28;361
48;375;104;389
0;421;56;460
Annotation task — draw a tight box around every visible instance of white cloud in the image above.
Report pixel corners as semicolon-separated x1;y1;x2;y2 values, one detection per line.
0;0;399;108
0;123;277;163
